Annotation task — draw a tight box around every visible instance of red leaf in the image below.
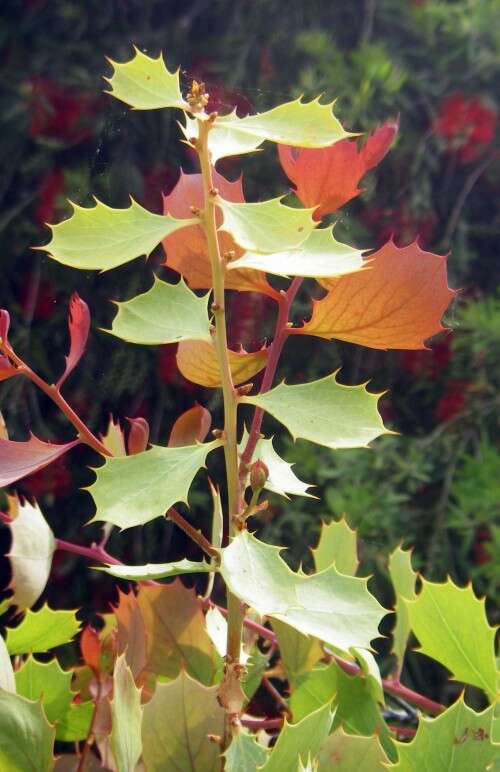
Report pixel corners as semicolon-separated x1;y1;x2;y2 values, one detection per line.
278;120;397;219
80;625;101;672
168;404;212;447
0;309;11;344
56;293;90;389
295;239;456;350
0;433;80;487
126;417;150;455
162;170;279;299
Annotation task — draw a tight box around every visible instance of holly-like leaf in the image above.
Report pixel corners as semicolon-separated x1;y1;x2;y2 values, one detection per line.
109;654;143;772
387;697;499;771
295;240;455;349
162;169;278;298
213;97;352;147
218;196;316;253
0;433;80;487
15;656;92;742
272;620;323;687
8;498;55;612
261;702;334;772
168;404;212;447
88;439;222;529
142;670;225;772
126;416;149;455
177;340;268;387
388;546;417;675
56;292;90;389
220;531;386;654
350;647;384;705
224;733;269;771
108;276;211;345
100;415;126;456
0;688;55;771
312;517;359;575
41;198;194;271
228;227;364;278
113;590;148;680
278;120;397;219
404;578;498;701
0;634;15;693
6;605;81;655
181;111;265;163
105;46;188;110
241;373;390;450
240;429;314;499
96;558;213;582
317;729;389;771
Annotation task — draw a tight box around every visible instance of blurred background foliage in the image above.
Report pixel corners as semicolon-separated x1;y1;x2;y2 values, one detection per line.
0;0;499;650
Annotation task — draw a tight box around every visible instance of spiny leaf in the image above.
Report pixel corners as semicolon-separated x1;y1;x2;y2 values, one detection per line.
41;198;194;271
15;656;92;742
224;733;269;771
88;439;222;529
317;728;389;771
168;404;212;447
7;498;55;612
0;688;55;772
312;517;359;575
142;670;225;772
228;227;365;278
218;196;316;253
387;697;499;771
260;702;334;772
105;47;188;110
181;111;264;163
388;545;417;675
176;340;268;387
350;647;384;705
56;292;90;389
6;605;81;655
271;620;323;687
109;654;143;772
0;433;79;487
240;429;314;499
404;577;498;701
241;372;390;450
96;558;213;582
220;531;386;655
296;240;455;349
213;96;352;147
278;120;397;219
0;634;15;694
108;276;211;345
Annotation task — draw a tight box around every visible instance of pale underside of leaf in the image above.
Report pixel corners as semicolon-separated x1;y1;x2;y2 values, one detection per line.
239;428;314;499
8;499;55;612
96;559;213;581
105;46;189;110
180;112;264;163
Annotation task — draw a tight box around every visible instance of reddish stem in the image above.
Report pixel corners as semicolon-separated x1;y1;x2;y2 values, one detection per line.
240;716;283;730
388;724;417;738
55;538;122;566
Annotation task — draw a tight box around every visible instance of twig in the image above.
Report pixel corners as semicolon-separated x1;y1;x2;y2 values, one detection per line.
166;507;219;559
262;675;292;719
442;153;494;247
55;538;122;566
240;716;283;730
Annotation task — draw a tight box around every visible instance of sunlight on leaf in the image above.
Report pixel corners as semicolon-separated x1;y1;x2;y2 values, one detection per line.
105;47;189;110
8;498;55;612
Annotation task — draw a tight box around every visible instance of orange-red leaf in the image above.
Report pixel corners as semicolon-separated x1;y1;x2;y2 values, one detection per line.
168;404;212;448
295;239;455;350
80;625;101;672
56;293;90;390
162;170;278;299
176;340;268;387
278;121;397;219
126;417;150;455
0;433;80;487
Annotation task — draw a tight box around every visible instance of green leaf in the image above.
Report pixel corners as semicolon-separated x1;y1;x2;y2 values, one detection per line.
142;670;225;772
88;439;222;529
404;578;498;701
388;546;416;675
213;97;352;147
8;499;55;612
96;558;213;581
312;517;359;575
272;620;323;687
110;654;143;772
387;697;499;771
6;605;80;655
41;198;193;271
224;733;269;771
240;429;314;499
241;373;390;450
220;531;386;655
0;688;55;772
218;196;316;253
15;656;92;742
318;729;389;771
242;650;269;702
105;47;189;110
108;276;211;345
350;647;384;705
261;702;334;772
228;228;364;278
0;634;15;694
181;112;264;163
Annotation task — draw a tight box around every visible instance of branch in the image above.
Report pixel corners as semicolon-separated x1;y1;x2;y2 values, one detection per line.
166;507;219;559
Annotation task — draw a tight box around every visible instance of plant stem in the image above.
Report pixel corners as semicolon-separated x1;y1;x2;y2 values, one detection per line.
55;538;121;565
166;507;220;559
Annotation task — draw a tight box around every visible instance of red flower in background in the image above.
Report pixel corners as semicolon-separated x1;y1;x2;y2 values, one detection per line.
434;380;469;423
434;91;496;163
278;120;397;219
362;204;437;248
28;76;98;143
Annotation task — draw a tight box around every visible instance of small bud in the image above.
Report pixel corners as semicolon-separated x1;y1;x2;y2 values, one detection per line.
236;382;253;396
250;459;269;491
223;250;235;262
189;205;201;216
209;187;219;197
212;428;223;439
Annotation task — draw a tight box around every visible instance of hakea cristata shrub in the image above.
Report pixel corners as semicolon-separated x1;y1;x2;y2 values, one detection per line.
0;48;498;772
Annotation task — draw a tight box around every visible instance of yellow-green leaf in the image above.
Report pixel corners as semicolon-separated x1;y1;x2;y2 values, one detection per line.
181;111;264;163
261;702;334;772
312;517;359;575
105;47;189;110
0;688;55;772
110;654;143;772
272;620;323;687
6;605;80;655
318;729;389;771
388;546;417;675
224;733;269;771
